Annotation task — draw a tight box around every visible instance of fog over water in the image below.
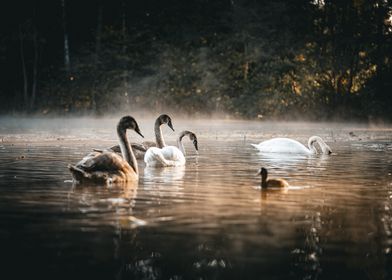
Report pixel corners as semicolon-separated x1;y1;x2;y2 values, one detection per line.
0;115;391;279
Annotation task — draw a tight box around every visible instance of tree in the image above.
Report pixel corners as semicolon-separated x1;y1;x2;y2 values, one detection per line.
61;0;71;76
19;17;41;111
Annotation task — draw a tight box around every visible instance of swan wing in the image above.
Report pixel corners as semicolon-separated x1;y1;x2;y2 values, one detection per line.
109;143;147;153
160;146;186;166
142;141;156;149
77;151;131;172
68;164;110;183
132;143;148;152
144;147;169;167
252;138;312;154
76;151;101;168
100;143;146;160
160;146;185;161
69;152;135;183
109;144;121;153
144;146;185;167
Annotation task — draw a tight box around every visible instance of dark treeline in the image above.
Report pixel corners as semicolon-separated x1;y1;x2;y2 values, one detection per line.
0;0;391;120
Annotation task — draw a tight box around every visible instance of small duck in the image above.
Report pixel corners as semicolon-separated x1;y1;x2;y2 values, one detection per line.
257;167;289;189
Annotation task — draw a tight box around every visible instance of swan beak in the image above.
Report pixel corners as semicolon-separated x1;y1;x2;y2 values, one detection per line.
168;121;175;132
135;128;144;138
193;140;199;151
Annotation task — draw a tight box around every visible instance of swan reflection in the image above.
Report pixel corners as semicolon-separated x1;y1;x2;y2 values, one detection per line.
67;181;144;228
143;166;186;183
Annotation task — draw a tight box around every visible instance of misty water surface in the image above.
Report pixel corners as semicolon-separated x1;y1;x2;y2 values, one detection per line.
0;116;391;279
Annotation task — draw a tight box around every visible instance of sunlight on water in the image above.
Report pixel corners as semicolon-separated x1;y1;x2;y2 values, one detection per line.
0;119;391;279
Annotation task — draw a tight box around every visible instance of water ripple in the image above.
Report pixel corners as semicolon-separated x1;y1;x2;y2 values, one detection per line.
1;121;392;279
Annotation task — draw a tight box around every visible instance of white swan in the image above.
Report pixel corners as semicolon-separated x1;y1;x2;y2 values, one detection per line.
251;136;332;155
68;116;144;184
144;130;198;167
106;114;174;159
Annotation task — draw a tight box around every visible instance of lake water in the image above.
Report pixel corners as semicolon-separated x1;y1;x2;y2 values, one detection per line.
0;117;391;279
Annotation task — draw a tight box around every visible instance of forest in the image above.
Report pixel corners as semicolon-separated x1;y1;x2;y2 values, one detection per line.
0;0;391;120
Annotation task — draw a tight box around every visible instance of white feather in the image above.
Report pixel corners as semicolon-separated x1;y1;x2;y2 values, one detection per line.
144;146;186;167
251;136;331;155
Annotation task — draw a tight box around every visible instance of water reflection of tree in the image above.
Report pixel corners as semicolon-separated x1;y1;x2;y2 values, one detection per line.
291;211;322;279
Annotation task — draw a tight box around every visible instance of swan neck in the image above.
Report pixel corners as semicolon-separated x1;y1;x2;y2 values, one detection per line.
177;131;188;155
308;143;318;154
316;137;330;154
307;138;318;154
177;136;186;156
308;136;327;154
118;129;138;174
155;120;165;148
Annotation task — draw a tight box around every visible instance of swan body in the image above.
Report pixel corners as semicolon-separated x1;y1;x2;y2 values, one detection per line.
258;167;289;189
251;136;331;155
68;116;144;184
144;146;186;167
144;130;198;167
102;114;174;159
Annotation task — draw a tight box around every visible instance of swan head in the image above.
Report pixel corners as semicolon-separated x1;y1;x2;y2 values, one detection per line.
308;136;332;155
320;142;332;155
257;167;268;178
180;130;198;151
118;116;144;138
189;132;198;151
158;114;175;131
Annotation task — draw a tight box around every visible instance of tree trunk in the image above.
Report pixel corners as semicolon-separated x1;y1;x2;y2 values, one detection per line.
30;26;39;110
375;1;386;102
19;26;29;110
61;0;71;75
122;0;129;105
95;5;102;64
92;4;103;112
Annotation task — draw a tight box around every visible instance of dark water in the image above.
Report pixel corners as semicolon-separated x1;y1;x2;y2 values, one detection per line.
0;117;391;279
